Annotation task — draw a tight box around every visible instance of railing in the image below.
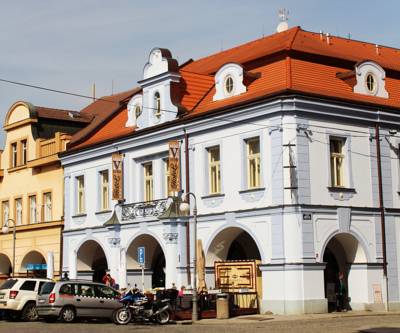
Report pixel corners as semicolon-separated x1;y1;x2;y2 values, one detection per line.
121;198;169;221
36;132;71;159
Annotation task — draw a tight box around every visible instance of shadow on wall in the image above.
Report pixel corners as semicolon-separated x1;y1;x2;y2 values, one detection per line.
358;328;400;333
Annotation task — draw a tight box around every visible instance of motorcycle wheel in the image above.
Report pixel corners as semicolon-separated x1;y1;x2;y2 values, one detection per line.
113;307;132;325
156;310;170;325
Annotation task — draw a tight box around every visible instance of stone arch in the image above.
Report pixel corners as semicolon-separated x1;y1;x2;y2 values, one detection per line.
0;253;12;276
20;250;47;277
205;226;263;266
76;239;109;282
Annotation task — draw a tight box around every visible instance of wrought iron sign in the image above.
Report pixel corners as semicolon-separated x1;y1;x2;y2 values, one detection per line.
121;198;169;221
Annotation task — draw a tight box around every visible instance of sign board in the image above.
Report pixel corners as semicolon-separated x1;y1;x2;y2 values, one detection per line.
26;263;47;271
112;152;123;201
168;140;180;193
137;246;145;265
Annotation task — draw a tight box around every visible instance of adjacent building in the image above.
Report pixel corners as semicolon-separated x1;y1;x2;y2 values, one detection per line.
61;26;400;314
0;101;90;279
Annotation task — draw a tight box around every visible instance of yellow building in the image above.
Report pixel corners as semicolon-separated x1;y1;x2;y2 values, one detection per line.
0;101;90;280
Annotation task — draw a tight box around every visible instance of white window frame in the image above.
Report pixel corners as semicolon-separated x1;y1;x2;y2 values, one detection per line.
43;192;52;222
2;201;9;227
15;198;22;226
99;170;110;211
76;175;85;214
207;146;221;194
143;162;154;201
29;195;37;224
246;137;261;189
21;140;27;165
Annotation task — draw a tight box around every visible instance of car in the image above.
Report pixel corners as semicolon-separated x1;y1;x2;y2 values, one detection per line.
37;280;121;323
0;277;50;321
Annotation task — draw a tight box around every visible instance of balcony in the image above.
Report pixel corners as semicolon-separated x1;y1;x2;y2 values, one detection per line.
28;132;71;169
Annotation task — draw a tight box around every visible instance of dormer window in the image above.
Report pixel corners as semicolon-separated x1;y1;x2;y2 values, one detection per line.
365;73;377;94
352;61;388;98
213;63;250;101
154;92;161;118
135;105;142;118
224;75;234;96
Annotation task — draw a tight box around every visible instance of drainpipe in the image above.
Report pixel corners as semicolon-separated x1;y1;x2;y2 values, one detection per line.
184;129;191;285
375;123;389;311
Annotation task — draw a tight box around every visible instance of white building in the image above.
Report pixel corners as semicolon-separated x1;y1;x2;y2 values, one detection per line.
61;27;400;314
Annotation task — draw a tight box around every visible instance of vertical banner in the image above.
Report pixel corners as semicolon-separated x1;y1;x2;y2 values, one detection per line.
112;152;123;201
168;140;180;194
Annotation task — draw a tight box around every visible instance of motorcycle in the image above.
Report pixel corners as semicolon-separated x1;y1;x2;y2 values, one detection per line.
113;288;171;325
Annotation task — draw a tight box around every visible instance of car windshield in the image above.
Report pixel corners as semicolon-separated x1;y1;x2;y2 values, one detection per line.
0;279;17;290
39;282;55;295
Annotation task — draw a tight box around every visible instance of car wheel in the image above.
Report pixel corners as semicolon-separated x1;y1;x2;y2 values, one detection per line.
59;306;76;323
112;307;132;325
21;302;39;321
156;310;170;325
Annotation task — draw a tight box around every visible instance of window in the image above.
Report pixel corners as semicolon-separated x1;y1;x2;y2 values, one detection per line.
43;192;52;222
76;176;85;214
20;280;36;291
11;143;17;168
144;163;153;201
15;198;22;225
208;146;221;194
330;138;346;187
21;140;27;165
164;158;173;197
1;201;9;227
100;170;109;211
224;75;234;95
365;73;377;94
135;105;142;118
29;195;37;224
154;92;161;117
78;284;95;297
246;138;261;189
59;284;76;295
96;285;116;299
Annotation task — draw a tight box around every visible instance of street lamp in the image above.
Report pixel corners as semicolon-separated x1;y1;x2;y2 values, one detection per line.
2;219;16;277
179;192;198;322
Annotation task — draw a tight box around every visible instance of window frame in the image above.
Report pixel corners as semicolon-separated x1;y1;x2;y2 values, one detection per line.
14;196;23;226
153;91;161;118
99;170;110;211
42;191;52;222
21;139;28;165
1;200;10;228
246;137;261;189
28;194;37;224
76;175;85;214
10;141;18;168
143;162;154;201
207;146;221;194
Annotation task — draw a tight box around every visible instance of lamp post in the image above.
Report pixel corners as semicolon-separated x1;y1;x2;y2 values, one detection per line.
2;219;16;277
179;192;198;322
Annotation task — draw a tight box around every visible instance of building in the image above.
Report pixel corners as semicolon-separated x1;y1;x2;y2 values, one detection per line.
61;26;400;314
0;101;90;279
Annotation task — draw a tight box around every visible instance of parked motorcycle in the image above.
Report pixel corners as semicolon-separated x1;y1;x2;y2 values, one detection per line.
113;288;171;325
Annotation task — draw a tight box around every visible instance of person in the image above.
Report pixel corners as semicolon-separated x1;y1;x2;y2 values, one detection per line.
171;283;177;290
102;273;115;287
178;286;185;297
337;271;347;312
61;272;69;281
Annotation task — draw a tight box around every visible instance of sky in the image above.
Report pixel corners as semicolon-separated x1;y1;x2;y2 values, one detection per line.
0;0;399;148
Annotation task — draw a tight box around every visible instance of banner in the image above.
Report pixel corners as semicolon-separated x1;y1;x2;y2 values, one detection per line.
112;152;123;201
168;140;180;193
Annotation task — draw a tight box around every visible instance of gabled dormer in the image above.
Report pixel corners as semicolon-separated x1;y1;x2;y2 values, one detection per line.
128;48;182;130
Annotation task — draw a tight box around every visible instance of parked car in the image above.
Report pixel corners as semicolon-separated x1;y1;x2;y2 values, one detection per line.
37;280;121;322
0;277;49;321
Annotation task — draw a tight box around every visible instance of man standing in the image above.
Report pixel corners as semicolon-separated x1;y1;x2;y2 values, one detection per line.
337;272;347;312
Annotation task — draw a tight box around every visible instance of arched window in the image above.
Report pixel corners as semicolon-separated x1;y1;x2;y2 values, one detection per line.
154;92;161;118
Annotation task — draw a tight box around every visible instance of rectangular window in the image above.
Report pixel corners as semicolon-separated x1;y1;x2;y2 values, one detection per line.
330;138;346;187
100;170;109;211
164;158;173;197
246;138;261;189
76;176;85;214
11;143;17;168
21;140;27;165
29;195;37;224
43;192;52;222
15;198;22;225
208;146;221;194
1;201;9;227
144;163;153;201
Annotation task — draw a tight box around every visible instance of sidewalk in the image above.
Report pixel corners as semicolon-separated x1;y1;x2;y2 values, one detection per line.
178;310;400;325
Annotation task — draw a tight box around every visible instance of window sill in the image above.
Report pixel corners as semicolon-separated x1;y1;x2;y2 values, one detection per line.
7;165;27;173
72;213;87;218
201;193;225;200
95;210;112;215
239;187;266;194
327;187;356;193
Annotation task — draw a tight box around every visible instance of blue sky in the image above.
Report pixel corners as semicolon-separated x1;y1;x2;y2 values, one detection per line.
0;0;399;147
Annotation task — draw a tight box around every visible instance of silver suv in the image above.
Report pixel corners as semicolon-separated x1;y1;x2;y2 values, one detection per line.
0;278;49;321
37;280;121;322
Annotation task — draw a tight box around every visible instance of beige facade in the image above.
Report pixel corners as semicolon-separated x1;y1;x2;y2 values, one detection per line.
0;101;89;279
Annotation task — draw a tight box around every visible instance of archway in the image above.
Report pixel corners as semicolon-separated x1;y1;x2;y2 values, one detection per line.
20;251;47;278
322;233;367;312
0;254;12;278
126;234;166;289
77;240;108;282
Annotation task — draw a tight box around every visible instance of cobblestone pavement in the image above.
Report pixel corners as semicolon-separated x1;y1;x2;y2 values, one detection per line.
0;313;400;333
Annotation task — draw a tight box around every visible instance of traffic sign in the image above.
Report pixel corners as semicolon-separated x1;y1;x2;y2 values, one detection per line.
138;246;145;265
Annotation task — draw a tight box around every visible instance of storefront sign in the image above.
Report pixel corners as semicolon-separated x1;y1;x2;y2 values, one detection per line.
112;152;123;201
26;263;47;271
168;140;180;193
215;260;259;292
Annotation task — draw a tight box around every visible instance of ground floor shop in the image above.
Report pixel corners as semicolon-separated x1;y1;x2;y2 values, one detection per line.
62;207;400;314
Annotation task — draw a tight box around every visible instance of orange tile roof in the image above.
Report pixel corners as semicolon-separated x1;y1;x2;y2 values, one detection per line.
69;27;400;151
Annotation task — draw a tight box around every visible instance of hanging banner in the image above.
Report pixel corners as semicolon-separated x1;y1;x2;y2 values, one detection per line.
112;152;123;201
168;140;180;193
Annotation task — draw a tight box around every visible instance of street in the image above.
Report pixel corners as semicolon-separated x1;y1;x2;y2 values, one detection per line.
0;313;400;333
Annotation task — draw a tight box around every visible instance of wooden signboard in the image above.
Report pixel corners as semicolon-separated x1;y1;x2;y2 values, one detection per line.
112;152;123;201
168;140;180;193
215;260;259;293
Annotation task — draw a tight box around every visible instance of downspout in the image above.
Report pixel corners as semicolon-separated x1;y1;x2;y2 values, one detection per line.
375;123;389;311
184;129;191;285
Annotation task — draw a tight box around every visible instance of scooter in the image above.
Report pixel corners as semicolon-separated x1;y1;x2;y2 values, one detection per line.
113;288;171;325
